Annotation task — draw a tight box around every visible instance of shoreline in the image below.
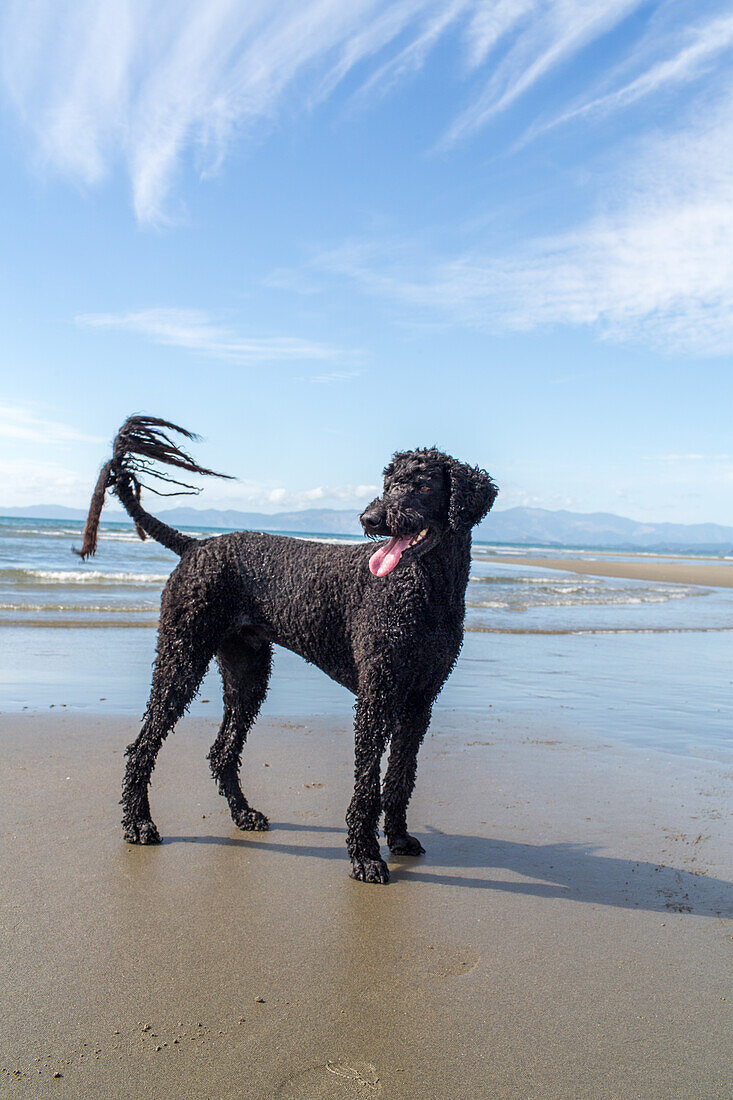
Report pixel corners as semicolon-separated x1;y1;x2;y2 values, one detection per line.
482;553;733;587
1;712;731;1098
1;625;731;763
475;544;733;563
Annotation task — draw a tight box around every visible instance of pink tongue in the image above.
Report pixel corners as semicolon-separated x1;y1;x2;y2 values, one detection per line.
369;536;412;577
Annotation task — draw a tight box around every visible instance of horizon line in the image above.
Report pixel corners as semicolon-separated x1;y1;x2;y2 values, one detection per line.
1;503;732;532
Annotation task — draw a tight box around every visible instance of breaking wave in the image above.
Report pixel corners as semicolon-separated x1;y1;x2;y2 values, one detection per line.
2;568;168;586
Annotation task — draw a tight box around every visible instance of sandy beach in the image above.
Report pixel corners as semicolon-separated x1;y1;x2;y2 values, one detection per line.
482;554;733;588
1;711;731;1099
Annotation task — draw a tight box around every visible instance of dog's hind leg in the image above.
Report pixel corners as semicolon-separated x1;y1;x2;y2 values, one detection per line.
207;637;272;832
121;614;216;844
382;696;432;857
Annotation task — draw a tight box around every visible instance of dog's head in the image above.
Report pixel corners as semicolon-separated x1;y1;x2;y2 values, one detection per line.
361;448;497;577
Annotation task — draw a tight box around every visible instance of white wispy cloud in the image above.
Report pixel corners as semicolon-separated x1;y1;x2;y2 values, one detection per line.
0;401;104;445
442;0;642;147
76;308;349;363
350;1;471;105
0;457;92;507
5;3;732;359
0;0;444;222
0;454;378;511
203;479;378;511
0;0;652;221
317;91;733;355
528;10;733;141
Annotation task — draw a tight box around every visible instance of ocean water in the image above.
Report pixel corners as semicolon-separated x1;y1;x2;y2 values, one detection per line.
1;516;731;760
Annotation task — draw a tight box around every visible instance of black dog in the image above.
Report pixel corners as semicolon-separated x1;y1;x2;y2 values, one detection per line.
78;416;497;883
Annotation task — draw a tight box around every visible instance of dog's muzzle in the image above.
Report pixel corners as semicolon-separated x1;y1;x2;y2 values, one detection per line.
368;529;429;576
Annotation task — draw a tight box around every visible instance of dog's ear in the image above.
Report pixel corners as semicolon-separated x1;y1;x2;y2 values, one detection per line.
447;460;498;532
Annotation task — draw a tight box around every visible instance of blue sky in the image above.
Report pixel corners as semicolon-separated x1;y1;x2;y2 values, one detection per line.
1;0;731;523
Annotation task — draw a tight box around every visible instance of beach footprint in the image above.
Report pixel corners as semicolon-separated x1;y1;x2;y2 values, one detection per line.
276;1059;382;1097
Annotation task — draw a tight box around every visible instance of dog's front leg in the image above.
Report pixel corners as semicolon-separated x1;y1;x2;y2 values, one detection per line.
346;693;392;884
383;695;432;856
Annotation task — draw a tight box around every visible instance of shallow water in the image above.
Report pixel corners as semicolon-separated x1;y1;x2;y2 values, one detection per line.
2;516;730;632
1;516;731;762
1;625;730;762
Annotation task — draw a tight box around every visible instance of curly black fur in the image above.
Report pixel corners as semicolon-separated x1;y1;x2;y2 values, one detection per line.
80;419;497;883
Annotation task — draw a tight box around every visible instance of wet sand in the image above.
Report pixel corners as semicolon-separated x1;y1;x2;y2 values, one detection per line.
483;554;733;588
1;713;731;1099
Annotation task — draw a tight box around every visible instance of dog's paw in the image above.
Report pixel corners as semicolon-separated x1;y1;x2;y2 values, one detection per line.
350;858;390;884
233;808;269;831
387;833;425;857
123;820;161;845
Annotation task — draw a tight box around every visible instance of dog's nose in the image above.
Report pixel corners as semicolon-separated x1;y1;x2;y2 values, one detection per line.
361;510;385;533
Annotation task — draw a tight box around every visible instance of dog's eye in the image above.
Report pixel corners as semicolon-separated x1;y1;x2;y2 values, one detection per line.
419;486;430;494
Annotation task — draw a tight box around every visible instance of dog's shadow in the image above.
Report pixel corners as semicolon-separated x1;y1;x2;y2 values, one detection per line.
164;823;732;917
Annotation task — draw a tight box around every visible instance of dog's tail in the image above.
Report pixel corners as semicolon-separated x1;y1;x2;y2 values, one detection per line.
75;415;233;560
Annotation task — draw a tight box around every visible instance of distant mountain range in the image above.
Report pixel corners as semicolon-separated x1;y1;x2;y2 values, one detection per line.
5;503;733;553
478;508;733;552
3;503;362;535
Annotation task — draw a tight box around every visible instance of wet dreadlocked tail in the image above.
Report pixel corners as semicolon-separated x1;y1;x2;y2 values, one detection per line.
75;415;232;560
